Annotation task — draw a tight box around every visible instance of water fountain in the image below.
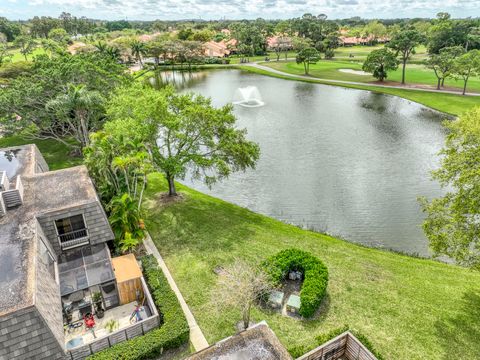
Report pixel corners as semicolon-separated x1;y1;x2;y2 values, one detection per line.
233;86;265;107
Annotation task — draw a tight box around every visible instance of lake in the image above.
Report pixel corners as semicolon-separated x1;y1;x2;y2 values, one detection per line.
155;69;447;256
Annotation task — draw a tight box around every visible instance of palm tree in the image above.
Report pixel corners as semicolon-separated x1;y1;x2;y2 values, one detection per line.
130;40;147;67
94;41;108;53
105;46;121;61
46;84;105;149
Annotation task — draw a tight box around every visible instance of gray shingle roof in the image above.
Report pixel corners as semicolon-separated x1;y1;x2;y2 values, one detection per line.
0;144;99;316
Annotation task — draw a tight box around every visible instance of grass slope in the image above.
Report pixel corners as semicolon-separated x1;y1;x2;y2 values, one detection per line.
238;65;480;116
8;47;46;62
143;174;480;360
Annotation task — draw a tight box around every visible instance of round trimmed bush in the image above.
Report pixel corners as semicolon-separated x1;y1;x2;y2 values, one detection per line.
262;248;328;317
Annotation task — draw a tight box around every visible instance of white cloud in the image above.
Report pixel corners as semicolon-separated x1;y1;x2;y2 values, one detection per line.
6;0;480;20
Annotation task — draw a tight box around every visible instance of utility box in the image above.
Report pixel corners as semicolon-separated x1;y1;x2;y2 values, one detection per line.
112;253;144;305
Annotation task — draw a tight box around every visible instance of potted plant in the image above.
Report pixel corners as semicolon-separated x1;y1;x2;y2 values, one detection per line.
92;292;104;318
105;319;119;333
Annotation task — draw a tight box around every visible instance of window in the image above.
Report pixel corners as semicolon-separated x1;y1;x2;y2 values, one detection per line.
55;214;87;243
38;237;56;279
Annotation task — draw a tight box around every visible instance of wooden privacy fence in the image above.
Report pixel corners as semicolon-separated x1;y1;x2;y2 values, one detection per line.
297;331;378;360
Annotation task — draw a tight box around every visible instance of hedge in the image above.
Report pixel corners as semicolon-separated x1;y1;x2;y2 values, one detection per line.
262;248;328;318
88;255;189;359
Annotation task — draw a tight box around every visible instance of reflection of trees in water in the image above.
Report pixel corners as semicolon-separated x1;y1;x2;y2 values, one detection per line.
2;149;19;162
357;92;407;142
358;92;390;113
147;70;208;90
418;107;453;124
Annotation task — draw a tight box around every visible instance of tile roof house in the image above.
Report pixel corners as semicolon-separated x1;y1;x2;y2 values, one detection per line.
204;39;237;57
0;145;159;360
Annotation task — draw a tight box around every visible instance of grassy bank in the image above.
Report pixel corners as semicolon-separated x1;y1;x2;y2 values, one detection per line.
7;46;46;62
143;174;480;360
238;65;480;116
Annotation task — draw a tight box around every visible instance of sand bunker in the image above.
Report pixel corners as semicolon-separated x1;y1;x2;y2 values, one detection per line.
338;69;371;76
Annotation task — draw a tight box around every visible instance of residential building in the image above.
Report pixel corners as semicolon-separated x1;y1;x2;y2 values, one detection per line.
203;39;237;57
0;145;159;360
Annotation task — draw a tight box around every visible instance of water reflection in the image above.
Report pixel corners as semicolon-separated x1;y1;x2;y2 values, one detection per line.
175;70;445;256
147;70;209;90
0;149;20;179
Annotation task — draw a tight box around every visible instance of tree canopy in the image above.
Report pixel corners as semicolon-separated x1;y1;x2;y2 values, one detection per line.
388;29;425;84
104;84;260;197
296;47;321;75
420;108;480;268
362;48;399;81
0;53;130;150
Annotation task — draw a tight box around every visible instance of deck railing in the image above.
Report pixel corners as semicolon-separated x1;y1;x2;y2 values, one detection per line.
66;276;160;360
297;331;378;360
59;229;90;249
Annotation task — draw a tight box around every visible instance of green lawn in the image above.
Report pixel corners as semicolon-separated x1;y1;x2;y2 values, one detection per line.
228;52;282;64
264;60;480;93
334;44;428;63
241;64;480;115
7;46;46;62
143;174;480;360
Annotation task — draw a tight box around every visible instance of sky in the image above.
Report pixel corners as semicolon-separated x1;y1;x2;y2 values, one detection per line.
1;0;480;21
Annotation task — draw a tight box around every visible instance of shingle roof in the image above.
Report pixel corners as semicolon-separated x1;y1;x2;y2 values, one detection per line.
187;322;292;360
0;144;99;316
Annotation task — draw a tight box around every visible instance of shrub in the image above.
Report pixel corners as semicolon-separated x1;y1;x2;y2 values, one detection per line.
262;248;328;318
88;255;189;359
203;56;230;64
324;48;335;59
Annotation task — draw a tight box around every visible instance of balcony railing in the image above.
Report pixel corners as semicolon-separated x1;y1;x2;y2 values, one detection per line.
59;229;89;249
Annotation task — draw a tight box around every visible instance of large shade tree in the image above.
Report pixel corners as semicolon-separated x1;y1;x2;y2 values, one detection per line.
0;53;129;150
45;84;105;149
296;47;320;75
388;29;424;84
419;108;480;268
107;84;260;197
426;46;464;89
452;50;480;95
362;48;399;81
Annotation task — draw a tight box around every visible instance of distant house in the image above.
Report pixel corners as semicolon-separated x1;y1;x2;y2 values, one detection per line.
67;42;87;55
339;35;390;46
138;32;161;42
0;145;159;360
267;36;293;51
204;39;237;57
267;36;280;49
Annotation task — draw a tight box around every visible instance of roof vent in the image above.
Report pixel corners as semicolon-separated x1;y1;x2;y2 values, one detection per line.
0;172;24;213
0;171;9;191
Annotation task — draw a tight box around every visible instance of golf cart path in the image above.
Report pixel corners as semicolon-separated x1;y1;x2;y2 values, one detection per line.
244;62;480;97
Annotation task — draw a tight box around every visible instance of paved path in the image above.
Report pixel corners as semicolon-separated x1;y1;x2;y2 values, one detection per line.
144;234;209;352
243;62;480;97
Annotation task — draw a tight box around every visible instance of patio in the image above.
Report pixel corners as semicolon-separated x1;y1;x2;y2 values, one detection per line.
64;301;152;350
